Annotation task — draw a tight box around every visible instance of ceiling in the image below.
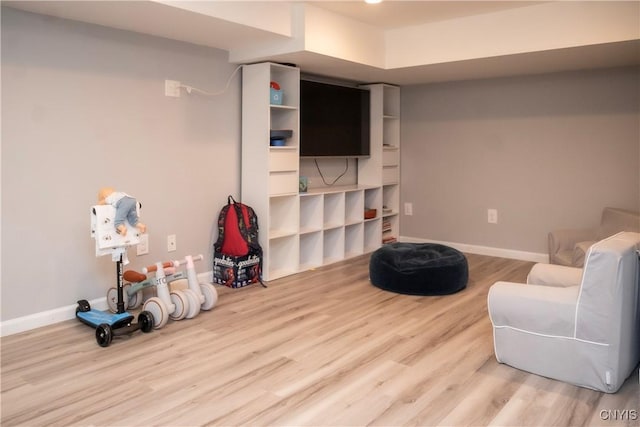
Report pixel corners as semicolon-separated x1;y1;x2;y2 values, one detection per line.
3;1;639;85
308;1;545;29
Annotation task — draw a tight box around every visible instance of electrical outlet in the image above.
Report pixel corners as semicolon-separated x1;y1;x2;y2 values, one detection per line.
167;234;177;252
404;202;413;216
165;80;181;97
137;234;149;256
488;209;498;224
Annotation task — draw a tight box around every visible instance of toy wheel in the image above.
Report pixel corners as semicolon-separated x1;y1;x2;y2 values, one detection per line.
128;288;144;310
200;283;218;310
95;323;113;347
142;297;168;329
139;311;154;333
183;289;201;319
124;283;142;310
122;283;135;309
106;287;118;313
169;290;189;321
76;300;90;313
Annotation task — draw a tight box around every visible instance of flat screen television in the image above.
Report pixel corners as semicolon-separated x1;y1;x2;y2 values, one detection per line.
300;79;370;157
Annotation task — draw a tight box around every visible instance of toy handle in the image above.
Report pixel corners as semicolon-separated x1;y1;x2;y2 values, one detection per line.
143;261;176;274
174;254;203;267
123;270;147;283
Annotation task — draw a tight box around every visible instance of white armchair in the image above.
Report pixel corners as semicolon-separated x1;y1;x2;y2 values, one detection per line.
548;207;639;267
488;232;640;393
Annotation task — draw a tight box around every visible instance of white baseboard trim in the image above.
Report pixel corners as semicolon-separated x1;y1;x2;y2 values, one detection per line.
398;236;549;264
0;271;214;337
0;297;109;337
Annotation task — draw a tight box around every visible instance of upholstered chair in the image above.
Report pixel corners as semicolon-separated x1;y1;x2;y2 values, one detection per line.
548;207;640;267
488;232;640;393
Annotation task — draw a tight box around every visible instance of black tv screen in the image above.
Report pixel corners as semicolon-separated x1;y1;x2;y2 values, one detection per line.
300;80;370;157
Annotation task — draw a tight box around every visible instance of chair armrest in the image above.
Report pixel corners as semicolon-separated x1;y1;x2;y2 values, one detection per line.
571;240;596;267
548;227;598;257
527;263;583;287
488;282;579;336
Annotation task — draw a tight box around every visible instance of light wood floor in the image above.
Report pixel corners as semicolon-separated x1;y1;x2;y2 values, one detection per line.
2;253;638;426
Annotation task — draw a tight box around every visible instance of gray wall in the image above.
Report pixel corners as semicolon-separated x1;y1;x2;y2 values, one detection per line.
400;67;640;254
3;7;640;323
1;8;241;321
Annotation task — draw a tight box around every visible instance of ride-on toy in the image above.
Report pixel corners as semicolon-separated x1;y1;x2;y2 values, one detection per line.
76;253;154;346
121;260;195;329
172;254;218;311
105;261;177;312
78;203;154;347
113;254;218;329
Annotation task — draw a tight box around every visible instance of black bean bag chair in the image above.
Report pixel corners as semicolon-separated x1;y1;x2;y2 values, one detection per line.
369;243;468;295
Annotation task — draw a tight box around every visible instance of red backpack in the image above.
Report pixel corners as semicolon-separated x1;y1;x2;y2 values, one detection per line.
213;196;265;288
215;196;259;256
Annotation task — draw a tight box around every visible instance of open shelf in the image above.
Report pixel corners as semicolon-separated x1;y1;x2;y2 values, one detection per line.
345;190;364;225
323;227;345;264
299;231;323;270
323;192;345;229
300;194;323;234
268;234;299;280
345;223;364;258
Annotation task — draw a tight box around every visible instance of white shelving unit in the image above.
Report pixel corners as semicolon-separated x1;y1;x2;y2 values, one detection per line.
360;83;401;245
242;63;300;281
242;64;400;282
381;85;401;244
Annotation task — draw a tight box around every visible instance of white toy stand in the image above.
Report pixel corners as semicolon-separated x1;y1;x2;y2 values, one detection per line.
91;204;142;263
77;204;153;347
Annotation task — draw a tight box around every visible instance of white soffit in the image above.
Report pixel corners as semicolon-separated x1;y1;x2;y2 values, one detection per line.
384;1;640;69
3;1;639;84
308;0;545;29
2;0;293;51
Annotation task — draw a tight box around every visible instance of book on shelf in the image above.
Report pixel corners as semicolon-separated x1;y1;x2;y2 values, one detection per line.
382;228;397;244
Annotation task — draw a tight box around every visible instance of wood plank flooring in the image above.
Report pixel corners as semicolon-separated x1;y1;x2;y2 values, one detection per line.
2;253;638;426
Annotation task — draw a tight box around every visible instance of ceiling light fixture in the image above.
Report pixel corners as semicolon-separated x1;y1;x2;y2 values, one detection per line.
365;0;382;4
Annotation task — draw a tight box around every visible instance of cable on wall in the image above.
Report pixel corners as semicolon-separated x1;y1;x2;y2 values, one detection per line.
180;65;243;96
314;158;349;186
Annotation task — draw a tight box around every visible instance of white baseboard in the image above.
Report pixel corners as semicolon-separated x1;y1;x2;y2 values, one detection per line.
0;297;109;337
0;271;213;337
398;236;549;263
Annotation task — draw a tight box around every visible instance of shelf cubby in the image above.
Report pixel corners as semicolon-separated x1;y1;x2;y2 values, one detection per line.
323;227;345;264
323;192;345;229
268;235;299;280
299;231;323;270
383;119;399;148
364;219;383;253
299;194;323;234
364;187;382;218
383;85;400;117
269;195;298;239
345;223;364;258
383;184;399;216
345;189;364;225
